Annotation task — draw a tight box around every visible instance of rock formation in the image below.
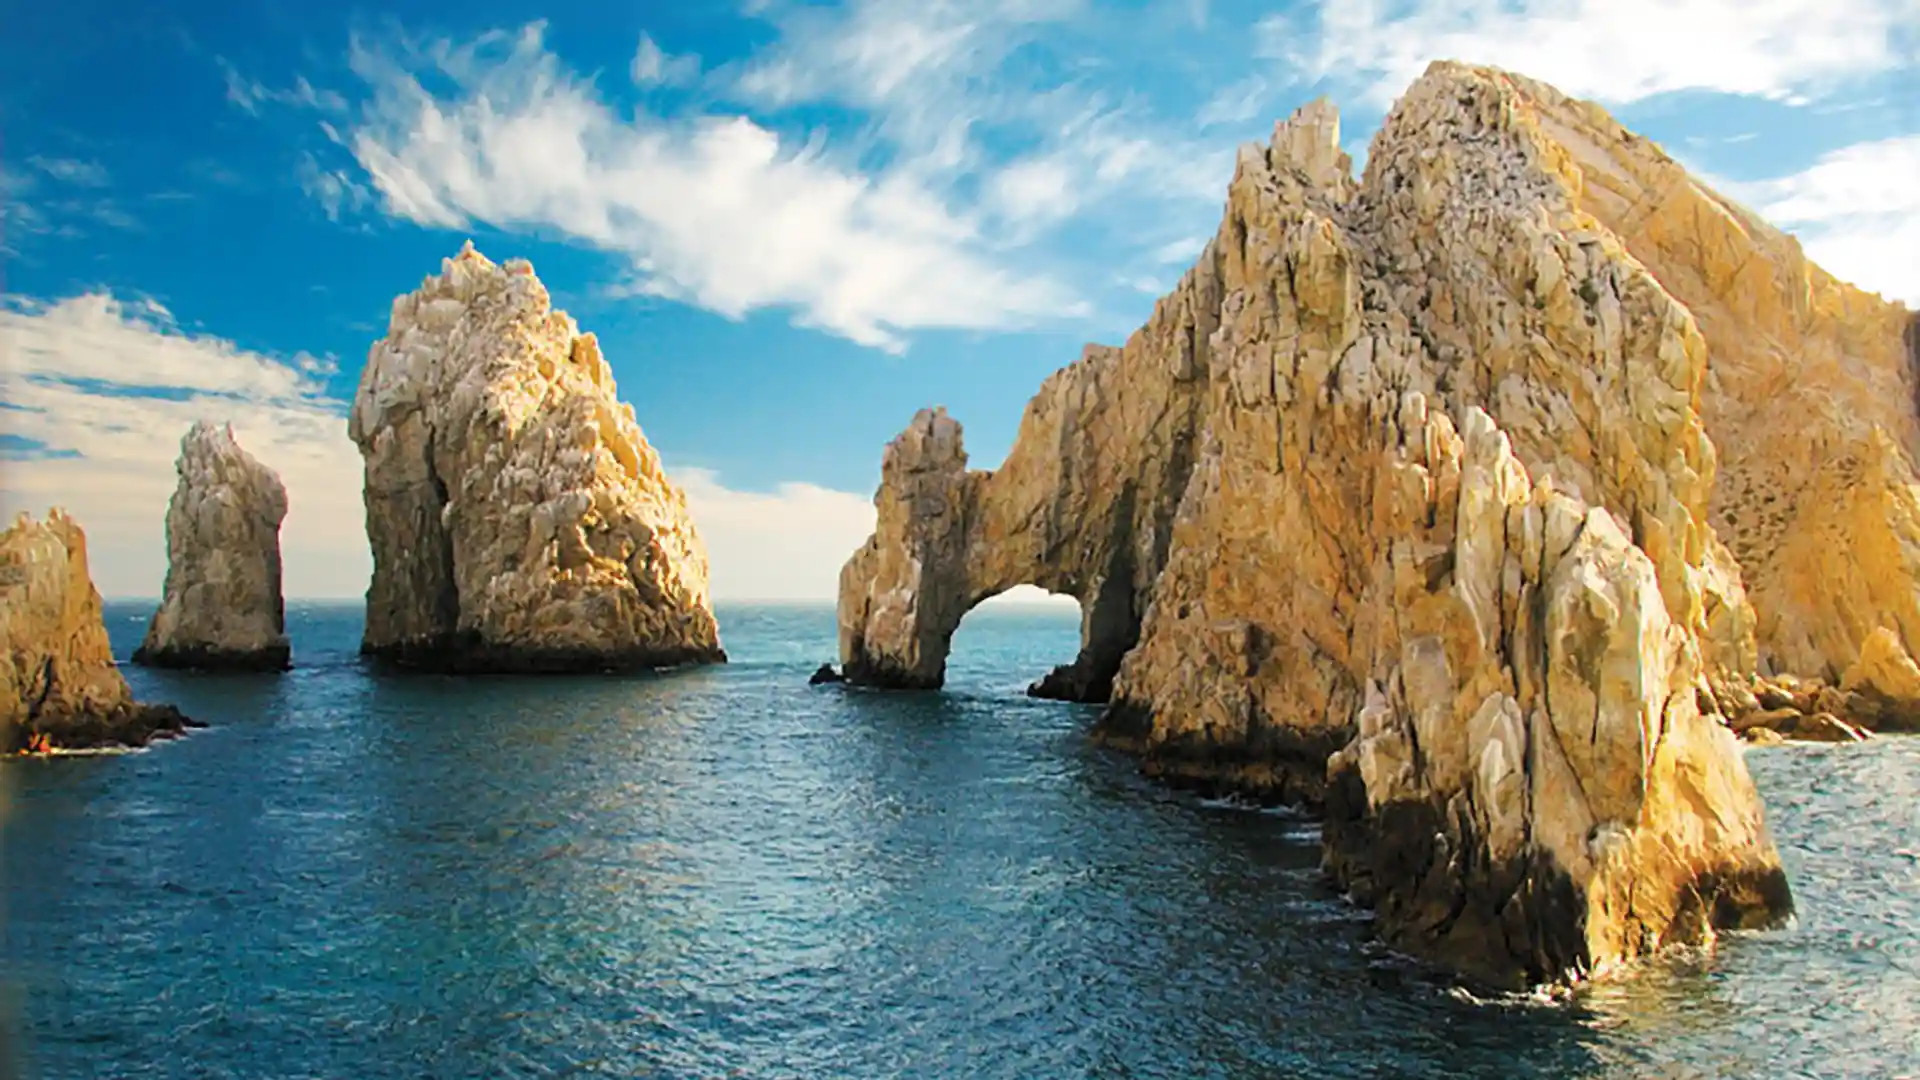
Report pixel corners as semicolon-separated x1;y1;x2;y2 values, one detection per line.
1;511;196;752
134;421;292;671
1499;72;1920;722
350;242;724;672
838;62;1807;988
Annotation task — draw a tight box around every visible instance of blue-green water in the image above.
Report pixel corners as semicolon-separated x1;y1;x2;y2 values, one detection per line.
2;602;1916;1079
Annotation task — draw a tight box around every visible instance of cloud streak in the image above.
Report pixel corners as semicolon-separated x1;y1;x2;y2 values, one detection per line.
1264;0;1920;108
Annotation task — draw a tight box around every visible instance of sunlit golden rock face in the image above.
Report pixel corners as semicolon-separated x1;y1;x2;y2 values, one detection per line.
351;243;724;672
835;62;1851;987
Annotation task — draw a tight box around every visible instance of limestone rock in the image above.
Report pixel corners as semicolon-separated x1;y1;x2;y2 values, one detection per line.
134;422;291;671
1;511;196;752
837;64;1792;987
349;243;724;672
1492;71;1920;722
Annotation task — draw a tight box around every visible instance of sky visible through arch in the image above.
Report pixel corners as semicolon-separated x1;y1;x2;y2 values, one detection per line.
2;0;1916;601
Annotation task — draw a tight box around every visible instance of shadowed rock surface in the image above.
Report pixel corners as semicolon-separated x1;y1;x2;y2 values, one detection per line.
2;510;198;753
837;62;1807;988
350;243;725;673
134;421;292;672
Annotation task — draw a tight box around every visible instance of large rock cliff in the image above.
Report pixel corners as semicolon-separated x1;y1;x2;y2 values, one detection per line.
1;511;194;752
1495;72;1920;727
837;63;1806;987
134;421;292;671
350;243;724;672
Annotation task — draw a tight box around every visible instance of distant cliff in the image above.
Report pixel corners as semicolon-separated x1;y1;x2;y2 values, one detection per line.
835;62;1839;988
349;243;725;673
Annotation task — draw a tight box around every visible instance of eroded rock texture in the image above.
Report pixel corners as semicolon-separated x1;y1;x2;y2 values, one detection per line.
1;511;195;752
838;63;1805;987
135;421;291;671
350;243;724;672
1499;72;1920;721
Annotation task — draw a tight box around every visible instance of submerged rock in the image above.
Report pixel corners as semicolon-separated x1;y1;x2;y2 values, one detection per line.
1;510;198;753
838;62;1798;988
134;422;291;672
349;243;725;673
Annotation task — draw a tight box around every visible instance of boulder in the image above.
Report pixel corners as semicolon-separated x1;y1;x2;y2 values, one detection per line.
349;243;725;673
1;511;198;752
837;62;1795;988
134;421;292;671
808;663;844;686
1790;712;1871;744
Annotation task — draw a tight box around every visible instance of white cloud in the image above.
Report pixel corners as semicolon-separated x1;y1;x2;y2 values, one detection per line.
630;32;701;87
333;22;1083;353
221;61;350;115
296;150;371;222
1149;235;1207;265
1726;134;1920;305
27;156;108;187
0;293;369;599
1265;0;1920;108
674;467;877;600
1196;76;1269;129
722;0;1236;251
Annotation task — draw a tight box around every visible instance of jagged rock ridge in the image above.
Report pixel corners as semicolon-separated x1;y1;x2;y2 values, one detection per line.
1;510;196;752
135;421;292;671
350;243;724;672
837;62;1815;988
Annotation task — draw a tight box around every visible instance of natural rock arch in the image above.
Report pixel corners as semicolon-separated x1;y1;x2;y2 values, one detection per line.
836;312;1215;699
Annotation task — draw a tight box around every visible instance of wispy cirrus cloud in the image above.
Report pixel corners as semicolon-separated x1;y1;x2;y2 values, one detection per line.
321;21;1087;354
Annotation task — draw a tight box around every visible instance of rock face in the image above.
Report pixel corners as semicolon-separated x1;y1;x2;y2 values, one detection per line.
1;511;196;752
838;62;1802;988
134;421;292;671
1503;72;1920;714
350;243;724;672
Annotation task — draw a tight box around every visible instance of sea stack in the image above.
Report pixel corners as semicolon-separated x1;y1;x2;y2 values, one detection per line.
134;421;292;671
1;510;196;752
838;62;1808;988
349;242;725;672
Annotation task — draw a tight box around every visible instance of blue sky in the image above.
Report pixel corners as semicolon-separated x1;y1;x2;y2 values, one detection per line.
3;0;1916;599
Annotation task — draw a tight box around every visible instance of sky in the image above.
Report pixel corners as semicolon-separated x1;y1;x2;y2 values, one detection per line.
2;0;1916;601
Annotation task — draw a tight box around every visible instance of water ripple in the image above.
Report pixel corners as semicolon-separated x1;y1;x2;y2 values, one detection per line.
0;602;1915;1078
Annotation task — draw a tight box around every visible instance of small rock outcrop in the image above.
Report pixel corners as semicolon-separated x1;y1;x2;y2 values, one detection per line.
808;663;845;685
349;243;724;672
838;62;1799;988
2;511;197;752
134;422;291;671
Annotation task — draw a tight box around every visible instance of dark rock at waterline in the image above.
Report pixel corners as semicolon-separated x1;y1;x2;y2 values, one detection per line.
14;703;203;754
808;663;845;685
133;641;293;673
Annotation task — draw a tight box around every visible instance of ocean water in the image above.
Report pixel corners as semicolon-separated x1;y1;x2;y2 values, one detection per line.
2;601;1916;1080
